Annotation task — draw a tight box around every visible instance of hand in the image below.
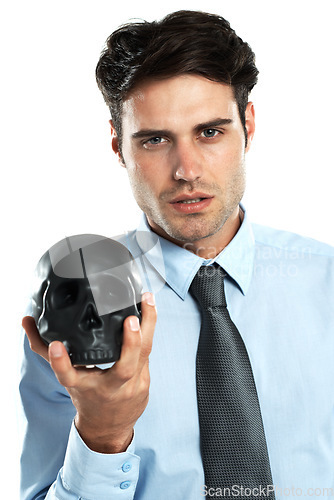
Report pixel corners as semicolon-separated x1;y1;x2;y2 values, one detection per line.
22;292;157;454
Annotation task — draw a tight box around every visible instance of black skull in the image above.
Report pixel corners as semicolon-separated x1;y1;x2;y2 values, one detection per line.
32;234;142;365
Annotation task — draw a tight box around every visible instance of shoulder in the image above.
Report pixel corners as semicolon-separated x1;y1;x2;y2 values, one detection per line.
251;222;334;259
249;223;334;292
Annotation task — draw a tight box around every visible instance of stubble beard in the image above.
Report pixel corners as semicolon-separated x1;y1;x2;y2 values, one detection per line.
128;166;246;245
151;186;243;243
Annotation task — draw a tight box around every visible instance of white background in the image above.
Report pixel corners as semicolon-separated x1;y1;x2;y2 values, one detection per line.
1;1;333;496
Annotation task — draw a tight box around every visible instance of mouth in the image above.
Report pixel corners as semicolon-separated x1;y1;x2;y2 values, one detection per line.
169;192;214;213
170;192;213;203
175;197;205;204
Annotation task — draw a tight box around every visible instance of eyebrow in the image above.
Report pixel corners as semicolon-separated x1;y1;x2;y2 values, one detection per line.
194;118;233;133
131;118;233;140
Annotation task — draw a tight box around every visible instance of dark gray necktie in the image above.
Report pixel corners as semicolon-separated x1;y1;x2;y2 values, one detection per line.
190;264;275;497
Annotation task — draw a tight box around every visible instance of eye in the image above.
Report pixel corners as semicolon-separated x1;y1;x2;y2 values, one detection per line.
51;281;79;309
201;128;220;138
143;137;167;148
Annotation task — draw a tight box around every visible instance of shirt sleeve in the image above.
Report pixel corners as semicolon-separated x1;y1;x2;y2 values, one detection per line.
48;423;140;499
19;315;140;500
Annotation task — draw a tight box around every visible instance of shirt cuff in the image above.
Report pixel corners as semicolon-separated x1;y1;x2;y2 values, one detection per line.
60;421;140;499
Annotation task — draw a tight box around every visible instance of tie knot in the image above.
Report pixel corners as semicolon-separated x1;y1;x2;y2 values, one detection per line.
190;264;227;309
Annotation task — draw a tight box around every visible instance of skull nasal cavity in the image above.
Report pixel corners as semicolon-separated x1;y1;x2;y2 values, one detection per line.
79;303;103;331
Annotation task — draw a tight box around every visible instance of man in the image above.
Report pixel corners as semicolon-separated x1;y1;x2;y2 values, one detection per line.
20;10;334;500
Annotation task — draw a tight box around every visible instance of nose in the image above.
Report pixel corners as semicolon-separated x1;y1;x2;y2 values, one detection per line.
172;140;203;182
79;302;103;331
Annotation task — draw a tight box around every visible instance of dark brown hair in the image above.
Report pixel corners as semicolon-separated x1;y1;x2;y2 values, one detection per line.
96;10;259;146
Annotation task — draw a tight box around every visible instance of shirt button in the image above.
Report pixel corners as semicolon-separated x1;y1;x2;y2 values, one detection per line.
120;481;131;490
122;461;132;473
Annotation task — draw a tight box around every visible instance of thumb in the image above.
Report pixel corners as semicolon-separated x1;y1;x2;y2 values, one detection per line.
48;341;78;388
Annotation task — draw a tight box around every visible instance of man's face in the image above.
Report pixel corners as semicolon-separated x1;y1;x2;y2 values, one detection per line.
112;75;255;251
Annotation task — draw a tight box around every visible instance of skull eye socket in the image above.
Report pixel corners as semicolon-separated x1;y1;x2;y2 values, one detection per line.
51;280;79;310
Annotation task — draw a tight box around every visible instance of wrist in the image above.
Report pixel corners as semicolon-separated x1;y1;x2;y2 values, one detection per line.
74;415;134;454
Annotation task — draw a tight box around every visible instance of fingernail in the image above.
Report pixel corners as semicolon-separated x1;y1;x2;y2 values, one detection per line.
143;292;155;306
129;316;140;331
49;342;63;358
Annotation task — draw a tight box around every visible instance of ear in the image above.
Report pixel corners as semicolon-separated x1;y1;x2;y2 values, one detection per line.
244;102;255;152
109;120;125;167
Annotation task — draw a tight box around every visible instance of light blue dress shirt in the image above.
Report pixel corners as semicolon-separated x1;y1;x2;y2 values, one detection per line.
19;207;334;499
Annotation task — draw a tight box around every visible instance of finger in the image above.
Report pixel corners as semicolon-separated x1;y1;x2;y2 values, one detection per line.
48;341;79;388
138;292;157;364
22;316;49;361
139;359;151;391
112;292;156;381
111;315;142;383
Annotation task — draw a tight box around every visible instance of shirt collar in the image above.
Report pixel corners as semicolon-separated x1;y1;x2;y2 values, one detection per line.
135;205;255;300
